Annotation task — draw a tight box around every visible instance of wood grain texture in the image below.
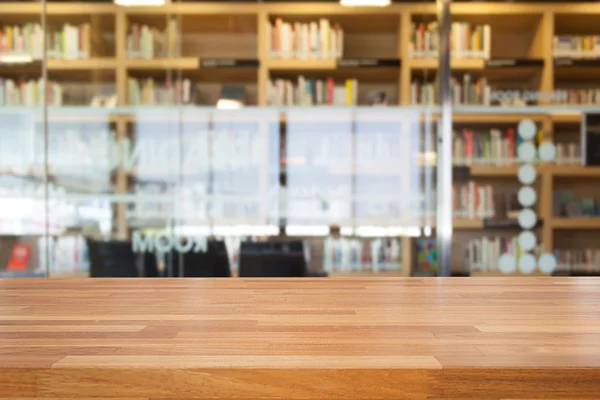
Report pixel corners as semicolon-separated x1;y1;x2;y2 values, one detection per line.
0;278;599;399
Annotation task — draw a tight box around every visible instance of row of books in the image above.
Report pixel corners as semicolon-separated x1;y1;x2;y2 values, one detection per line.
126;20;179;60
323;237;402;273
553;191;600;217
411;22;491;60
453;181;495;220
127;77;193;106
554;35;600;59
453;128;519;166
554;89;600;106
555;249;600;273
268;76;358;106
0;78;63;106
266;18;343;60
410;76;491;106
466;236;543;272
0;23;91;60
555;143;583;166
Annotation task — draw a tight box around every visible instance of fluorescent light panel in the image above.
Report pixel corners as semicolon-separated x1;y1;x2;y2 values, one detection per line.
340;0;391;6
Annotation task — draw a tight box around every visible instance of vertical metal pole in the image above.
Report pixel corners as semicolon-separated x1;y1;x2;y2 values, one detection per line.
436;0;452;277
42;0;50;278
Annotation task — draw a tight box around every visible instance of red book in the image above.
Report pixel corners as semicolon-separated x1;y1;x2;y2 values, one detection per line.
327;77;334;105
7;243;31;271
275;18;283;54
505;128;516;160
463;129;474;164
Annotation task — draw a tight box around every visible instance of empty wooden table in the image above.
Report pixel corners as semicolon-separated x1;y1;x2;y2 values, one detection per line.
1;278;599;399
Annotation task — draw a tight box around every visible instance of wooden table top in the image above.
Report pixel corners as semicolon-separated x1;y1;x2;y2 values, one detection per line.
1;277;599;399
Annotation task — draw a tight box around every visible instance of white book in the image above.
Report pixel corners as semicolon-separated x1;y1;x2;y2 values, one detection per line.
183;79;190;104
352;79;358;105
468;180;475;219
301;24;309;59
482;237;489;271
333;86;346;106
337;26;344;58
310;22;318;58
316;79;323;105
483;24;491;60
297;75;305;105
568;143;577;164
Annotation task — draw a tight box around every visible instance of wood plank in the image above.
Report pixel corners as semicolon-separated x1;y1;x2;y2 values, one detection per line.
0;278;599;398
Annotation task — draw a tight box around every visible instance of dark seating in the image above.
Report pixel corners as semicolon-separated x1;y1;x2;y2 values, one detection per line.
163;239;231;278
86;239;138;278
239;241;307;277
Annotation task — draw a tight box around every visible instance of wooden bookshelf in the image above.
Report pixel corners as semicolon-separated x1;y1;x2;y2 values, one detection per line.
1;2;600;277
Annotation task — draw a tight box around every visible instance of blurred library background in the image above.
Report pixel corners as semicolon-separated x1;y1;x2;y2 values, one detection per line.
1;0;600;278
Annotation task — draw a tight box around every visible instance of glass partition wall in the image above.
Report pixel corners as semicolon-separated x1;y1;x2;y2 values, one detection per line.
5;1;596;278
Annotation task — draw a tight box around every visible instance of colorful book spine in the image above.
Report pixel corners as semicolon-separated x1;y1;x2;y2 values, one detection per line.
126;19;180;59
267;18;343;60
410;75;490;106
0;23;90;60
411;21;491;59
127;77;193;105
453;181;495;219
268;76;358;106
324;237;401;273
554;35;600;59
0;78;62;106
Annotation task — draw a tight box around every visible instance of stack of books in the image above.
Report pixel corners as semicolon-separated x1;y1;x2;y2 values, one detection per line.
554;88;600;105
452;128;518;166
555;249;600;273
554;35;600;58
410;75;490;105
0;23;91;60
467;236;542;272
555;143;583;165
126;19;180;59
266;18;344;59
268;76;358;106
323;237;402;273
127;77;193;105
0;78;63;106
411;21;491;59
453;181;495;219
553;191;600;217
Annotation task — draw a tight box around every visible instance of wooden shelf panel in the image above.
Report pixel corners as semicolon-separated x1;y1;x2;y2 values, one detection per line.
551;218;600;229
454;218;485;229
125;58;200;70
469;165;521;177
265;59;337;71
47;58;118;70
551;166;600;177
409;58;485;71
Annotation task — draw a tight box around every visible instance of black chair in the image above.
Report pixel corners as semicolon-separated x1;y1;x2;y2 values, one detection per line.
86;239;138;278
238;241;307;277
163;239;231;278
142;252;159;277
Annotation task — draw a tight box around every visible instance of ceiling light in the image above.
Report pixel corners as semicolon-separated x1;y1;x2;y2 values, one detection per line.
114;0;166;6
340;0;391;6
